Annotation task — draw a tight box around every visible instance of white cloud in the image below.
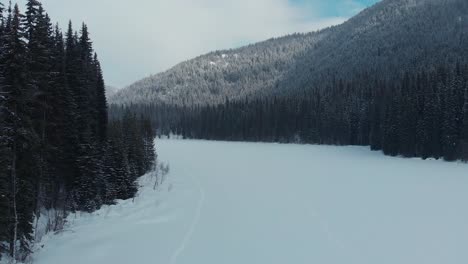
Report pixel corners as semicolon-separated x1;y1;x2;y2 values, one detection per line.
17;0;348;87
343;0;368;14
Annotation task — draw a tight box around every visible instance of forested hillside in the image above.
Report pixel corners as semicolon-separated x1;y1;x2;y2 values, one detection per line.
114;63;468;161
278;0;468;94
110;0;468;162
110;33;324;106
0;1;155;262
110;0;468;106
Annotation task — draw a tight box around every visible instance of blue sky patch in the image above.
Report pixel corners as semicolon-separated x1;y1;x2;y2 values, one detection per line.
290;0;381;17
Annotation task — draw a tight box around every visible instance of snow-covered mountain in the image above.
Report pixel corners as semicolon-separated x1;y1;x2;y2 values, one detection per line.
110;0;468;106
105;85;121;99
110;33;324;105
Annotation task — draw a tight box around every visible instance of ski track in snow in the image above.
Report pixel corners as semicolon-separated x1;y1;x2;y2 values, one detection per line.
21;139;468;264
170;170;205;264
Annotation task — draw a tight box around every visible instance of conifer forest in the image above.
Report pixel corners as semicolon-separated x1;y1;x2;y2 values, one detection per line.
0;1;155;261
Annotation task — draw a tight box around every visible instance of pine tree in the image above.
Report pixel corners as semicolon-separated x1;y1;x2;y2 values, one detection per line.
397;75;418;157
382;89;400;156
441;76;460;161
421;79;442;159
95;53;107;142
47;23;81;201
141;116;156;171
460;79;468;160
106;121;136;201
0;3;38;258
369;83;384;151
25;1;56;215
0;1;9;257
78;23;97;140
0;1;157;260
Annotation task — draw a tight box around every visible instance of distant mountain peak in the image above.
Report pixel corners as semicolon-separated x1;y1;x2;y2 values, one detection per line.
110;0;468;106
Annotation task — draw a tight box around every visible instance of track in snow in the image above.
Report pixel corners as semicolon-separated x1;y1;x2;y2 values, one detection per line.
30;139;468;264
170;170;205;264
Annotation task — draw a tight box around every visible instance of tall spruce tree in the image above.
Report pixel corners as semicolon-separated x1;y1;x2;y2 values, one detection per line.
0;1;157;260
95;53;107;142
0;3;38;258
442;75;461;161
460;77;468;160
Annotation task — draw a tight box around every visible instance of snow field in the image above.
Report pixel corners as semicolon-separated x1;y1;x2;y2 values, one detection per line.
30;139;468;264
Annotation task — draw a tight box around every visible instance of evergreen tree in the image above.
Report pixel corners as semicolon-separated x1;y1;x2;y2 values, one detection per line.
0;3;38;258
460;78;468;160
441;76;460;161
0;1;157;260
119;62;468;162
95;53;107;142
25;1;54;214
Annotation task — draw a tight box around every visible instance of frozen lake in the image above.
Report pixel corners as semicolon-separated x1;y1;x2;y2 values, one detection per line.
33;139;468;264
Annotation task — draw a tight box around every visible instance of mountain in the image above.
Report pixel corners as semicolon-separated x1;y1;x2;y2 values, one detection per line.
110;0;468;106
110;33;324;105
278;0;468;94
105;85;121;98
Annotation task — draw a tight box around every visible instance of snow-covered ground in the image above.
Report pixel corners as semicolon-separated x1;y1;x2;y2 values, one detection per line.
32;139;468;264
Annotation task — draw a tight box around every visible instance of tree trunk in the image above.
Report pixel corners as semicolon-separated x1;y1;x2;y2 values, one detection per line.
10;141;18;262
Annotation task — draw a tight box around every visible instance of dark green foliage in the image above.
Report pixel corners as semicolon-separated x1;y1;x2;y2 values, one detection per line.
461;76;468;160
95;54;107;142
0;3;38;259
441;76;461;161
105;113;155;201
111;0;468;108
0;1;156;261
112;63;468;162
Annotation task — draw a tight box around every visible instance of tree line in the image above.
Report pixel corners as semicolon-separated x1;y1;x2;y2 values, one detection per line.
0;1;155;261
113;63;468;162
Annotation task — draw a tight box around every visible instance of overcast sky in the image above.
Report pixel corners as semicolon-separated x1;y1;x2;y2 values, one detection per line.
17;0;379;88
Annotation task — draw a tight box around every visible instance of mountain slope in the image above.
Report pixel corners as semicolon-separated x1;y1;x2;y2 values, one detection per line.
110;0;468;106
278;0;468;94
105;85;121;98
110;33;327;105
